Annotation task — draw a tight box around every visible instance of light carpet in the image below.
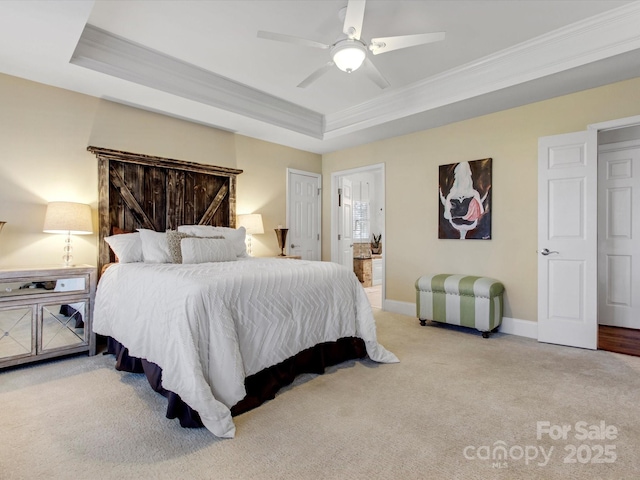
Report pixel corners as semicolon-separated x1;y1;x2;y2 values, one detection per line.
1;309;639;479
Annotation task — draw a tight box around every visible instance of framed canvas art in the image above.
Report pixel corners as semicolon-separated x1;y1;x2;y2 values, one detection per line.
438;158;492;240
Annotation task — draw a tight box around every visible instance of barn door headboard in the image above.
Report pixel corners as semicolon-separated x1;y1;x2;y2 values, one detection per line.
88;147;243;272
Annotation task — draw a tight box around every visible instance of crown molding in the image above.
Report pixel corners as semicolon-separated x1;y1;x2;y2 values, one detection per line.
69;3;640;143
324;1;640;138
71;25;324;139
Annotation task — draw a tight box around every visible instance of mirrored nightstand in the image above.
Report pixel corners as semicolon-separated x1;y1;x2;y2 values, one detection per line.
0;265;96;369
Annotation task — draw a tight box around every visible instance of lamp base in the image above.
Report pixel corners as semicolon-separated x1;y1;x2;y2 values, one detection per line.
246;234;253;256
62;233;74;267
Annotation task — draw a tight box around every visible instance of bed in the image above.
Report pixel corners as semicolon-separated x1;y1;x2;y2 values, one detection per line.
88;147;398;438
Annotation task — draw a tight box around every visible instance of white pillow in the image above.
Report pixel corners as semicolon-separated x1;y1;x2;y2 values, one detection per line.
137;229;172;263
177;225;247;258
180;237;237;264
104;232;143;263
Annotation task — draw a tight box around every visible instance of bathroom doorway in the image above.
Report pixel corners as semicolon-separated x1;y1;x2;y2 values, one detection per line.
331;164;385;309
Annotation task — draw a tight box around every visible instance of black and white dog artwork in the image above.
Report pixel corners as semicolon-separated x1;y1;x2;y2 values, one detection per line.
438;158;492;240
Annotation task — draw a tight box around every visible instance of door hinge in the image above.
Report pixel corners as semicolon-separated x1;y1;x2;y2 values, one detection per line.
338;188;342;207
338;234;341;241
317;187;321;196
317;233;320;240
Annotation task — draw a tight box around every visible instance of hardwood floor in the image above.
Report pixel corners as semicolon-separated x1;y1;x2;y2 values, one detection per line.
598;325;640;357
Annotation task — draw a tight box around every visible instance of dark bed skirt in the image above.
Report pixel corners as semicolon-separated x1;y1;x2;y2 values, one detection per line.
106;336;367;428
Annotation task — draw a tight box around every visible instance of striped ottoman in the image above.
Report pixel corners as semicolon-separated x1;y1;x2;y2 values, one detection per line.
416;274;504;338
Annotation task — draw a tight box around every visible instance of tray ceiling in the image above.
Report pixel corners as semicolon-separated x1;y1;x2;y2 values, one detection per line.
1;1;640;153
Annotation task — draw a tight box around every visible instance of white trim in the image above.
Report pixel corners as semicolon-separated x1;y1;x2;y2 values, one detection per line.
69;4;640;144
325;2;640;138
71;25;324;139
589;114;640;132
384;300;538;339
598;138;640;153
499;317;538;339
383;299;416;318
286;169;322;259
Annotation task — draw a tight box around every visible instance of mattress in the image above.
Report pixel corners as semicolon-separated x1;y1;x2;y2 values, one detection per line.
93;258;398;437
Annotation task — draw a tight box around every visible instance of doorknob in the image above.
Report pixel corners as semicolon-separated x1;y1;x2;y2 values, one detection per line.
290;243;298;249
540;248;559;256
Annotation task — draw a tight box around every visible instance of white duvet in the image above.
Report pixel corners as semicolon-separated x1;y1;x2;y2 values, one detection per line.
93;258;398;438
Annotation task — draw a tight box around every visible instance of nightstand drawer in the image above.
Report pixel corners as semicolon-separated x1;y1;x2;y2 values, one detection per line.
0;275;89;301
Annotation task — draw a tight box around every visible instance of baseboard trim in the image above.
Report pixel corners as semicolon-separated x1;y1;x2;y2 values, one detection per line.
383;300;538;339
383;299;416;317
499;316;538;339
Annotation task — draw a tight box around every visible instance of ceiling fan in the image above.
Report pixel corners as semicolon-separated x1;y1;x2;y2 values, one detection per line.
257;0;445;89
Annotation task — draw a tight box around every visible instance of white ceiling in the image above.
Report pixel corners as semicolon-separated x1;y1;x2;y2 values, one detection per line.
2;0;640;154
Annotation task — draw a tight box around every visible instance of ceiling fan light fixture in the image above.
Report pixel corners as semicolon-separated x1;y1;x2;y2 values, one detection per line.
331;40;366;73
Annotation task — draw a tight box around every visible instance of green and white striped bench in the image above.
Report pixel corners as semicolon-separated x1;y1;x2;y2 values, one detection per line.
416;274;504;338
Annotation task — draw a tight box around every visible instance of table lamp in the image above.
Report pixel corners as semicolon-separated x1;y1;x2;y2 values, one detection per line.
237;213;264;255
43;202;93;267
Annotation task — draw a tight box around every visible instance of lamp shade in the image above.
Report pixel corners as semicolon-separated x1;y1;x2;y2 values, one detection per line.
43;202;93;234
237;213;264;235
332;40;367;73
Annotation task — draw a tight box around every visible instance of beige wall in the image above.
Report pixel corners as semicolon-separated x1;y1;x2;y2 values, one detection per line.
4;70;640;323
0;73;320;267
235;135;321;257
322;76;640;322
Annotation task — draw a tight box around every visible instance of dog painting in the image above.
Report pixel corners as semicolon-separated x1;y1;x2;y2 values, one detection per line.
439;158;492;240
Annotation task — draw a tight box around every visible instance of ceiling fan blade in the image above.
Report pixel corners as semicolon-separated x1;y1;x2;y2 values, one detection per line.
343;0;366;40
362;58;389;89
257;31;331;50
369;32;445;55
297;62;335;88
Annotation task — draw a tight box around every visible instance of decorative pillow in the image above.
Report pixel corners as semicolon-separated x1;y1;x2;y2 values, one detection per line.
166;231;225;263
137;229;172;263
166;230;190;264
177;225;247;258
180;237;237;264
104;232;143;263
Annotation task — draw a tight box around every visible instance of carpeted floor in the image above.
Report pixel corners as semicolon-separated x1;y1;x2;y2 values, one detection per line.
1;309;639;479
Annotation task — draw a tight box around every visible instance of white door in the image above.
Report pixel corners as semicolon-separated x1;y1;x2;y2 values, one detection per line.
598;142;640;329
538;130;598;349
287;169;321;260
338;177;354;272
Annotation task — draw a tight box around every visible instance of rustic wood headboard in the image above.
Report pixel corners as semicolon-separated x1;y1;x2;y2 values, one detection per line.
88;147;243;273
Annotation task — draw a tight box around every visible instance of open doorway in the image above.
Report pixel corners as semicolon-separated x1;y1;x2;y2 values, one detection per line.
331;164;385;309
537;114;640;354
597;125;640;356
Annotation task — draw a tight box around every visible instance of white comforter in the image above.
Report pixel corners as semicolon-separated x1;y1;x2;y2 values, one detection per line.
93;258;398;438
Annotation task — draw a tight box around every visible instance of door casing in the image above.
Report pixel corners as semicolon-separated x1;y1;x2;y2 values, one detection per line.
338;177;354;273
